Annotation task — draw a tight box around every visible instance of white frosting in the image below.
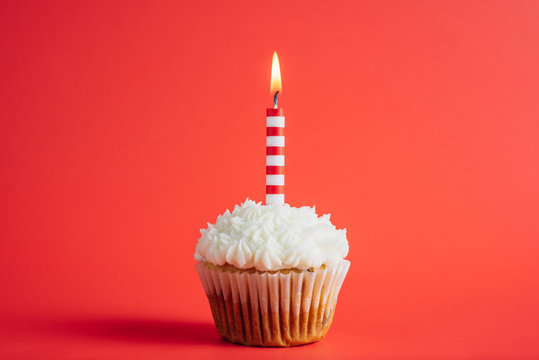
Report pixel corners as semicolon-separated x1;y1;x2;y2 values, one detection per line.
194;199;349;271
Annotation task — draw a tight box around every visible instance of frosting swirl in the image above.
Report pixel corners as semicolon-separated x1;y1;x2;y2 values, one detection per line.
194;199;349;271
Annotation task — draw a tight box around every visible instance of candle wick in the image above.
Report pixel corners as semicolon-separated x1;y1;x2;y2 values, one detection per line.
273;91;279;109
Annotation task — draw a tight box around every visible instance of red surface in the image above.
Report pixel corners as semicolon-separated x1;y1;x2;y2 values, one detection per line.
1;1;539;359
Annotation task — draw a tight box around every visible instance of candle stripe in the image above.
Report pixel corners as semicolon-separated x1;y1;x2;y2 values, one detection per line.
266;166;284;174
266;136;285;147
266;146;285;155
266;185;285;194
266;194;284;204
266;155;285;166
266;116;285;127
267;108;284;117
266;174;284;185
266;127;284;136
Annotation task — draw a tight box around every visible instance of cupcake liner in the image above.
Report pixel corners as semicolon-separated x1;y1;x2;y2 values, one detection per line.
195;259;350;347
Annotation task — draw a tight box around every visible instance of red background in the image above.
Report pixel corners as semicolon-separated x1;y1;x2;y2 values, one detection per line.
1;1;539;359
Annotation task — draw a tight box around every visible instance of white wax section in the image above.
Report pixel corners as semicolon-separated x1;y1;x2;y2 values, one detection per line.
266;194;284;205
266;174;284;185
266;155;285;166
266;136;285;147
266;116;285;127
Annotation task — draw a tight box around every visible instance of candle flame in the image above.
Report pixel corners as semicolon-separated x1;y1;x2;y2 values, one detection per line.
270;52;282;94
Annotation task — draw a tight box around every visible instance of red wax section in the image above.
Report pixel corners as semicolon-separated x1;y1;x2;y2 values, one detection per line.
266;147;285;155
266;185;285;194
266;127;284;136
2;1;539;360
266;166;285;174
266;108;284;117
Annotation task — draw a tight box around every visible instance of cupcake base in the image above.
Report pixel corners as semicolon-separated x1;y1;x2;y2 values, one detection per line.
196;260;350;347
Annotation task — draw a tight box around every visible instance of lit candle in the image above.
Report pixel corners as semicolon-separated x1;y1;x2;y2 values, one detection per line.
266;52;285;205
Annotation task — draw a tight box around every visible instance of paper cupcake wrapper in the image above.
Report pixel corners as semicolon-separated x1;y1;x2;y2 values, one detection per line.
195;259;350;347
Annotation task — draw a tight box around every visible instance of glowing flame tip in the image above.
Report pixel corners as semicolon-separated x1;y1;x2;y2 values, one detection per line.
270;52;282;95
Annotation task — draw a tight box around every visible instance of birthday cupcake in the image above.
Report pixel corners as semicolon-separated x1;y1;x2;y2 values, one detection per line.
194;199;350;347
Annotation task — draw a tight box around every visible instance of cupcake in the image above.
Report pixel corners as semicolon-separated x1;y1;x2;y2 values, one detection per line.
194;199;350;347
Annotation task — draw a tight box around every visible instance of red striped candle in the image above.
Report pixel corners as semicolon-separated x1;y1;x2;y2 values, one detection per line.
266;51;284;205
266;107;285;204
